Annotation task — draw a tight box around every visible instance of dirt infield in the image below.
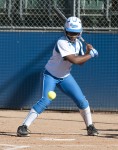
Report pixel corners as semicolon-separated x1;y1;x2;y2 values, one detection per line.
0;110;118;150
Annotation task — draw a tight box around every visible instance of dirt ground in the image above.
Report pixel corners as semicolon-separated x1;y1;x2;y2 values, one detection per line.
0;110;118;150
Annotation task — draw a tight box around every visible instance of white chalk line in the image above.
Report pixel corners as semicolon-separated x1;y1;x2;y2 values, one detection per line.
0;143;118;149
40;137;76;141
0;144;30;150
34;144;118;147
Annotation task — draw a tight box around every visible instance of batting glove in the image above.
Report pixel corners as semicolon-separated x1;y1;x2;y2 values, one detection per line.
89;49;98;58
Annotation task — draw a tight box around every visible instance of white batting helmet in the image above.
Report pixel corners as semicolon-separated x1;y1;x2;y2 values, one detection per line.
65;17;83;33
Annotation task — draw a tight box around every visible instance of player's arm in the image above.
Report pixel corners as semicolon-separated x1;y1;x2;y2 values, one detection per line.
64;54;91;65
63;43;92;65
63;43;98;65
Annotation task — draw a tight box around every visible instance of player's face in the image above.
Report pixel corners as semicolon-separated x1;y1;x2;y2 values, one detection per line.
66;32;80;42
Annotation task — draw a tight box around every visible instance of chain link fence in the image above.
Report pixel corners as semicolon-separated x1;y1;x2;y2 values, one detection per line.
0;0;118;30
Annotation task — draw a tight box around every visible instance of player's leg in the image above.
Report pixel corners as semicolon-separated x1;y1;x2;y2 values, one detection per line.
17;72;58;137
59;74;99;136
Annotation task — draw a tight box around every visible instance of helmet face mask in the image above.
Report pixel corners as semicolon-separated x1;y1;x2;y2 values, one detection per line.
64;16;82;42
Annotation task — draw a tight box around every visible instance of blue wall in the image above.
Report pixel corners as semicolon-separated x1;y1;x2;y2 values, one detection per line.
0;31;118;111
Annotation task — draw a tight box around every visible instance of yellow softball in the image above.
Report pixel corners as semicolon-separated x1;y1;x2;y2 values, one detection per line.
48;91;56;100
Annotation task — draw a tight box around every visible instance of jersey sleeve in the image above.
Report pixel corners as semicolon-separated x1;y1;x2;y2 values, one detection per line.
57;40;75;57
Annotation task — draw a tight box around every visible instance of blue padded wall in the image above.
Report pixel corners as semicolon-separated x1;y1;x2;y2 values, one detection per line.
0;31;117;111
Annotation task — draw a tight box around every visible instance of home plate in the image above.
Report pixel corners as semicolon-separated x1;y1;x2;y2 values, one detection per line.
40;137;76;141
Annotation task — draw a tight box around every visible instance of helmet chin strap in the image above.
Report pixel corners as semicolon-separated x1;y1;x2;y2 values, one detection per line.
66;36;76;43
66;34;81;43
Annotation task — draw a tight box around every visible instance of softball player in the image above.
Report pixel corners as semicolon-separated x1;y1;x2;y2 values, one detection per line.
17;17;99;137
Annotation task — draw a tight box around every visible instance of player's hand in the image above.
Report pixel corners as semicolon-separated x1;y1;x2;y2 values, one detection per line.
86;44;93;54
89;49;98;58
